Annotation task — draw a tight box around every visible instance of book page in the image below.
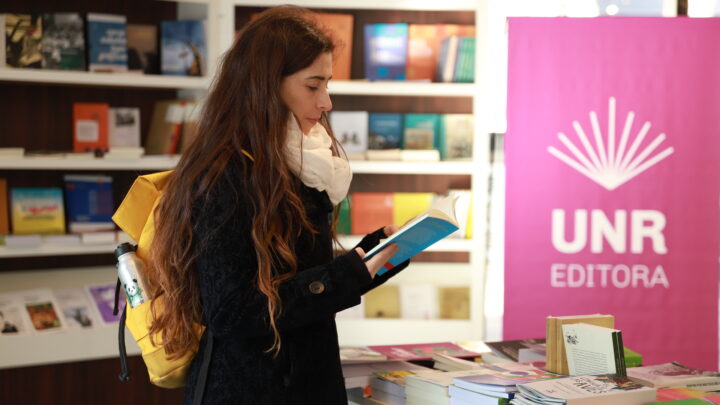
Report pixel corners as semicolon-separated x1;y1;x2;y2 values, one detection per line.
562;323;618;376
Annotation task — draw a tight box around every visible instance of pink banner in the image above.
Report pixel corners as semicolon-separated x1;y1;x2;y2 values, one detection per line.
505;18;720;370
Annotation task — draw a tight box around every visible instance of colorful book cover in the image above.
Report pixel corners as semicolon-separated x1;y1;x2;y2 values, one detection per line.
145;100;185;154
350;192;393;235
10;188;65;235
368;341;481;361
109;107;141;148
441;114;474;160
403;113;441;150
392;192;434;226
330;111;369;159
86;13;128;72
4;14;42;68
20;289;63;333
127;23;158;74
407;24;440;81
73;102;110;153
0;178;8;235
368;113;403;150
312;13;353;80
364;285;400;318
364;23;408;80
87;284;124;324
63;175;114;233
41;13;85;70
454;37;475;83
161;20;206;76
438;286;470;319
515;375;656;404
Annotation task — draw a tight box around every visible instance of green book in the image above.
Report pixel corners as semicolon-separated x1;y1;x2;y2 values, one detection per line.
624;347;643;368
403;113;441;150
335;197;351;235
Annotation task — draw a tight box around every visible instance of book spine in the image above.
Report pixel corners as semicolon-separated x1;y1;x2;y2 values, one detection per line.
615;331;627;377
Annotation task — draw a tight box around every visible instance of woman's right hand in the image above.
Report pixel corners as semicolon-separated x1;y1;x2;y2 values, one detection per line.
355;244;399;278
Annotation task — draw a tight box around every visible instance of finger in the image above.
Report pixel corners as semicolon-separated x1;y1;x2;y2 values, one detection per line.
383;225;399;237
354;247;366;258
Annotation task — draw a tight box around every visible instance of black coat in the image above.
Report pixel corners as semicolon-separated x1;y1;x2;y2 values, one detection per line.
183;156;407;404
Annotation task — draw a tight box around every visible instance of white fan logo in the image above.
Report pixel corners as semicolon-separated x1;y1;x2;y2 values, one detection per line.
548;97;674;191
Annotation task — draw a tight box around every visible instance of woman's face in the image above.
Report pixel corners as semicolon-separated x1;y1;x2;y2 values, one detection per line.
280;52;333;134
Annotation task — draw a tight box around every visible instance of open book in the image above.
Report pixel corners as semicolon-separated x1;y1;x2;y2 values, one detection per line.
363;195;459;276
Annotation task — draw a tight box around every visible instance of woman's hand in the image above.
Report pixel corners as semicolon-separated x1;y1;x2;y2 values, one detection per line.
355;244;398;278
383;225;399;238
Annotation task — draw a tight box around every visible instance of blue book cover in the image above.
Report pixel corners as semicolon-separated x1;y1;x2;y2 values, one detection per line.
364;196;458;276
63;175;114;233
161;20;207;76
364;23;408;80
86;13;128;72
368;113;403;149
403;113;441;149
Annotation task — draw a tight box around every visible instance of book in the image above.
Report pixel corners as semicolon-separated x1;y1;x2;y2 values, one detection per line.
655;387;715;402
441;114;474;160
63;175;114;233
485;338;546;362
363;195;459;276
0;292;32;335
145;100;186;155
3;234;42;248
342;360;429;389
86;13;128;72
627;362;720;391
364;285;400;318
438;286;470;319
514;375;656;405
340;346;388;363
406;24;440;81
449;385;512;405
546;313;615;375
368;341;481;362
127;23;158;74
86;284;124;324
108;107;141;148
364;23;408;80
10;188;65;235
4;14;43;68
406;369;487;400
0;147;24;157
105;147;144;160
368;113;403;150
371;370;417;398
432;352;482;371
330;111;369;160
311;13;353;81
453;37;476;83
562;323;626;377
161;20;206;76
350;192;393;235
41;13;85;70
0;178;8;235
366;149;402;161
624;347;643;368
20;289;63;333
437;36;459;83
392;192;434;227
53;288;99;329
403;113;441;150
452;361;561;396
399;284;438;319
80;231;116;245
42;234;81;245
73;102;110;153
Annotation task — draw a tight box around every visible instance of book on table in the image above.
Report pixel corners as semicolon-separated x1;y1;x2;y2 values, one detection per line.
627;362;720;391
513;374;656;405
452;361;561;397
363;195;459;275
562;323;626;377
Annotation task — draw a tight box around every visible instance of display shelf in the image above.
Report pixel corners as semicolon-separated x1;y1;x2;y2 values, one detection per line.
231;0;478;11
336;235;473;253
330;81;476;97
349;160;474;174
0;244;117;259
0;68;211;89
337;319;473;346
0;156;180;171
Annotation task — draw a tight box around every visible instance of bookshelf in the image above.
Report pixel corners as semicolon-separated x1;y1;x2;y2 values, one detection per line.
0;0;492;369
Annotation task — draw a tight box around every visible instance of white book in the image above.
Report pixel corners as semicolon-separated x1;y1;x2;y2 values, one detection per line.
399;284;438;319
515;375;656;405
53;288;101;329
562;322;624;376
0;292;33;336
4;234;42;248
331;111;369;157
108;107;141;148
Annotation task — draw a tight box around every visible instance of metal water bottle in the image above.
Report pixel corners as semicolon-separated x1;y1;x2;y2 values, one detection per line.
115;243;149;308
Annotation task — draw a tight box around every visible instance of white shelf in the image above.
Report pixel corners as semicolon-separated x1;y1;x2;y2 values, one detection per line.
232;0;478;11
350;160;473;174
0;244;117;258
330;81;476;97
336;235;473;253
337;319;473;346
0;156;180;171
0;67;210;89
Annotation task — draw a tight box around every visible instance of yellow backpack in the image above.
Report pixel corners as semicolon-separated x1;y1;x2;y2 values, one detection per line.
111;170;205;390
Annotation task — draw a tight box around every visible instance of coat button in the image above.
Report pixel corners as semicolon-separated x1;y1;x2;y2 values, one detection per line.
309;281;325;294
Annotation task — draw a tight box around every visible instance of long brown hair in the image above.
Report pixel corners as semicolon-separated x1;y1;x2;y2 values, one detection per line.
147;6;337;359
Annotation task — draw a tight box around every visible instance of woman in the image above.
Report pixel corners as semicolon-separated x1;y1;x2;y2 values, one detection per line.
147;6;409;404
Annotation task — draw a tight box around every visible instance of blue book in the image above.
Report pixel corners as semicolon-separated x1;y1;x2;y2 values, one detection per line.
86;13;128;72
363;196;458;275
403;113;441;149
161;20;207;76
364;23;408;80
368;113;403;149
63;175;114;233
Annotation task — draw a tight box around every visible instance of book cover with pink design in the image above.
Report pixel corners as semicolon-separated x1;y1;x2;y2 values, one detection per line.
368;341;481;361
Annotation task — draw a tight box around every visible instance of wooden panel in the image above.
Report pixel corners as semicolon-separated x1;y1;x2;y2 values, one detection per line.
331;95;471;114
0;356;184;405
1;0;177;24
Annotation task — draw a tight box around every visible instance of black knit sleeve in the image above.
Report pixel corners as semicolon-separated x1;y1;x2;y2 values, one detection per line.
192;165;372;338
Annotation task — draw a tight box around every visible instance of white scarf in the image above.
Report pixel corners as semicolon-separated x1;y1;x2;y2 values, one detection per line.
285;114;352;205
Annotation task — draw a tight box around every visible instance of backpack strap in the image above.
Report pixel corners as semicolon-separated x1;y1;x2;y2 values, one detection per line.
192;330;214;405
114;278;131;382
